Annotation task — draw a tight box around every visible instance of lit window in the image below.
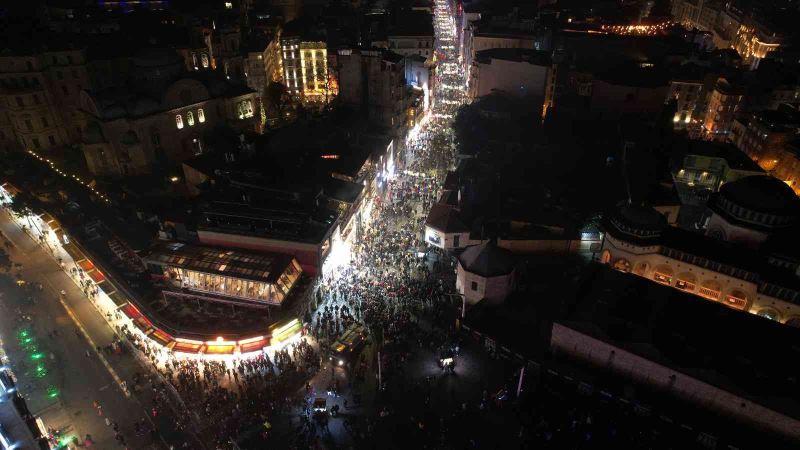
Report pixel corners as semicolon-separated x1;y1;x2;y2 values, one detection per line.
198;108;205;123
201;54;209;68
187;111;195;126
176;114;183;129
224;2;233;9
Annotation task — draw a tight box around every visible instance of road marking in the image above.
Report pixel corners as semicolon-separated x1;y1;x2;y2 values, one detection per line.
42;278;131;398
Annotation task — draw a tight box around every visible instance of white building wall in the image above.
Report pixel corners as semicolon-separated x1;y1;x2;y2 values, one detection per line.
551;323;800;441
473;58;550;99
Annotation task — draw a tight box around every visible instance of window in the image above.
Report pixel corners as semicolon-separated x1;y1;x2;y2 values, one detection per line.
16;97;23;107
33;94;40;105
201;54;209;68
61;85;68;95
48;135;55;146
57;71;63;80
176;114;184;129
25;120;33;131
42;117;48;127
67;55;72;64
187;111;195;126
471;281;478;291
32;138;40;148
192;53;198;68
198;108;205;123
26;61;32;71
238;100;254;119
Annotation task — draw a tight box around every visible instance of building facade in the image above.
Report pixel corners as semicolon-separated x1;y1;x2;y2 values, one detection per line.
599;200;800;326
702;78;742;139
280;36;330;103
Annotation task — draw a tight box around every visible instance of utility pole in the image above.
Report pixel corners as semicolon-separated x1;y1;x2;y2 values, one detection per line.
377;351;382;391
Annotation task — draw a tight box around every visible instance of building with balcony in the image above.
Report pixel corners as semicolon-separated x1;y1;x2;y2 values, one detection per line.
280;19;331;104
702;77;743;139
736;107;800;172
666;64;705;130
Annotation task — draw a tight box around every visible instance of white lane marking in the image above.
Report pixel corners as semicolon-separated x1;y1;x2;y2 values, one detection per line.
42;278;131;398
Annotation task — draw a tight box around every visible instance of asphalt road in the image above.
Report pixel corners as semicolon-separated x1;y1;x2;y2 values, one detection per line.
0;210;200;449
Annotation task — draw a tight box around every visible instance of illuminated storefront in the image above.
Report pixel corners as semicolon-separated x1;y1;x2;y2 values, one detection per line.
146;242;302;306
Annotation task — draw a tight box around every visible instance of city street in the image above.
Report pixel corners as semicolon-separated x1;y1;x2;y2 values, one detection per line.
0;210;201;449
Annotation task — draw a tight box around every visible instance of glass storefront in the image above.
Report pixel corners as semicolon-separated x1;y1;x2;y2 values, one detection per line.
165;258;301;305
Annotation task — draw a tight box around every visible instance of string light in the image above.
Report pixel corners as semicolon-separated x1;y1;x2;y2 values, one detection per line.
27;149;112;203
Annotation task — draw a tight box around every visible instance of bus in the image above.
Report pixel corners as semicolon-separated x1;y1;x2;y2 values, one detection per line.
332;323;367;367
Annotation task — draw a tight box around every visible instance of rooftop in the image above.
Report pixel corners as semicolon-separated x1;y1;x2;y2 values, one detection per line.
474;48;551;66
717;175;800;215
458;240;516;277
426;203;468;233
560;264;800;421
677;140;763;172
144;241;297;284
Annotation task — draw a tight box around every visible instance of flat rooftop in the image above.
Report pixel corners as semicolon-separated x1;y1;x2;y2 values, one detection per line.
678;140;764;172
559;264;800;420
144;241;297;284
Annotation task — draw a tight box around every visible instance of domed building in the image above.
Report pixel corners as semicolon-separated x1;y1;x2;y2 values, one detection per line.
599;200;800;327
456;240;516;305
705;175;800;249
600;203;668;275
79;55;259;176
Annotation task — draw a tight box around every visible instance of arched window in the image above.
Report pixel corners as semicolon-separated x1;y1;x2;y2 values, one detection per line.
176;114;183;129
192;52;198;68
187;111;195;126
198;108;205;123
201;54;209;68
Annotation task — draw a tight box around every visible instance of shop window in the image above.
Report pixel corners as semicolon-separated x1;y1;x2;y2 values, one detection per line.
612;259;631;273
198;108;205;123
176;114;184;129
675;280;695;291
653;272;672;285
698;287;721;301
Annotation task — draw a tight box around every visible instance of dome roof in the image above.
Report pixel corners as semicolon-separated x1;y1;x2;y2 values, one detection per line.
458;241;515;277
130;98;160;117
82;121;106;145
132;48;183;68
719;176;799;215
606;204;667;240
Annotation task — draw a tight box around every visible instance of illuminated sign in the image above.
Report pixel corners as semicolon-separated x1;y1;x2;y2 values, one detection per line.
321;155;340;160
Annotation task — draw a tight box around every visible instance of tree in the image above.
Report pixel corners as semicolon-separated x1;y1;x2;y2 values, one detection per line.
265;81;288;119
